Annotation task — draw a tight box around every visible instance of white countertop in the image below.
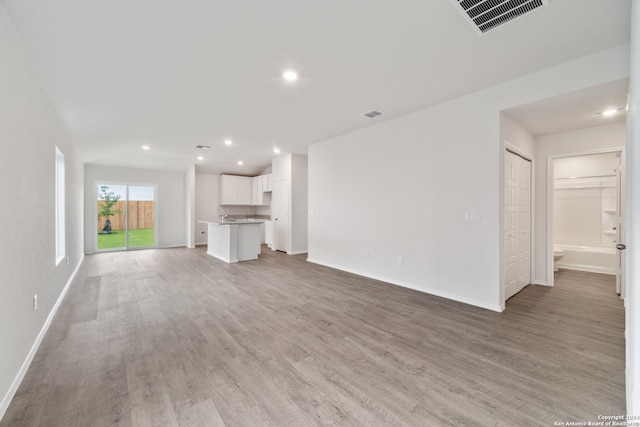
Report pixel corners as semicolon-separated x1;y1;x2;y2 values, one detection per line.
199;220;265;225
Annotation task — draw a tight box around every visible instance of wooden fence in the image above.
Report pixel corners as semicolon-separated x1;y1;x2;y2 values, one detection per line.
98;200;155;231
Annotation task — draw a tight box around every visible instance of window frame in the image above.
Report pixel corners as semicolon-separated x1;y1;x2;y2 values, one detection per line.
55;146;65;265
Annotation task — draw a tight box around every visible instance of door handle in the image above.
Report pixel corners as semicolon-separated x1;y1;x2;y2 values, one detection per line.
616;244;626;250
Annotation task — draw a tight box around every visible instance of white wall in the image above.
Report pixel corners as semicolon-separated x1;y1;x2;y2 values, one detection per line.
186;165;196;248
84;165;187;252
0;8;84;418
626;0;639;416
533;123;626;284
195;173;219;245
308;45;630;312
501;112;535;158
291;155;308;254
554;152;618;179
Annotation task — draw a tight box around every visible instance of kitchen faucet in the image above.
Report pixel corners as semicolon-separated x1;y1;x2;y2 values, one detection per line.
219;214;227;223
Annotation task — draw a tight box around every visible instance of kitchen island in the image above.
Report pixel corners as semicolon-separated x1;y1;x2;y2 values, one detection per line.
199;220;262;263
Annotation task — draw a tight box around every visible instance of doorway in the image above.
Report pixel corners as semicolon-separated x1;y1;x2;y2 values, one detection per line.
504;149;532;300
548;149;625;295
97;183;156;251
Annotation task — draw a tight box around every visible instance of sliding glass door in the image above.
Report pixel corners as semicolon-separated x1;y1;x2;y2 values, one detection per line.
127;185;155;249
97;184;156;251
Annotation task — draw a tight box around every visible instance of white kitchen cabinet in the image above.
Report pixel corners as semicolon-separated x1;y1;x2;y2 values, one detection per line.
200;221;261;263
219;175;238;204
219;175;252;205
237;176;251;204
262;173;273;192
264;220;274;248
251;176;264;205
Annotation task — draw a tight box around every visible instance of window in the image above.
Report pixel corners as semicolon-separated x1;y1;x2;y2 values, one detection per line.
55;146;65;265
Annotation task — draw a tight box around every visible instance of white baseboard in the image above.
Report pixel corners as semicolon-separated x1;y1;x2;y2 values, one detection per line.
0;255;84;421
534;280;551;286
306;257;503;313
557;263;615;275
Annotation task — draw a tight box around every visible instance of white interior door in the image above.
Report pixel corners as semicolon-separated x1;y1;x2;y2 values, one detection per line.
505;150;532;300
504;153;519;299
273;179;289;252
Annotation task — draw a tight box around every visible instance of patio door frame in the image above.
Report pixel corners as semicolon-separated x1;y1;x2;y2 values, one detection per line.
95;181;158;252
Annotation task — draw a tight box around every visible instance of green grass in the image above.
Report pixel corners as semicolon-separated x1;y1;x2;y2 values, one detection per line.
98;228;155;250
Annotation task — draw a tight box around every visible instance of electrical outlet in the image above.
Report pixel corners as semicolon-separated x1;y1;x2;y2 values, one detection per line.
364;250;370;258
33;294;38;311
66;256;70;265
397;256;403;265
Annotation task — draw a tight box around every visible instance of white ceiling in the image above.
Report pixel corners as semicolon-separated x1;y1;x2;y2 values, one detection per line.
504;78;629;136
2;0;632;175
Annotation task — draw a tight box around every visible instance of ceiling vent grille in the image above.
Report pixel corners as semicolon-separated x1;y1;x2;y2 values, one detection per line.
451;0;548;34
195;145;211;149
362;110;383;118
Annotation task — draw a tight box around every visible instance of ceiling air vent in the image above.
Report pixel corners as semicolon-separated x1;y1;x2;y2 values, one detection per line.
450;0;548;35
195;145;211;149
362;110;383;119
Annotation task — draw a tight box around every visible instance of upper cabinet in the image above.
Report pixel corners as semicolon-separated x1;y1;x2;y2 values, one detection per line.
252;176;264;205
219;175;252;205
237;176;252;205
220;174;272;206
262;173;273;192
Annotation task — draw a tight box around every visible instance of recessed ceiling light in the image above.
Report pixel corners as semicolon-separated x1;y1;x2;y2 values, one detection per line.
273;148;281;154
141;145;150;150
197;156;204;161
237;161;244;165
602;109;618;117
282;70;298;82
224;139;233;146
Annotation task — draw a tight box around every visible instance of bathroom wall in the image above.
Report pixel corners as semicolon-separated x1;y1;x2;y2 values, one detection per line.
554;153;618;248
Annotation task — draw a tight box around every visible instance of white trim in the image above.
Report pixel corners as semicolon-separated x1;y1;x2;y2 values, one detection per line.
556;264;616;275
533;280;551;286
307;257;504;313
0;255;84;420
287;250;308;255
55;147;65;264
626;1;639;413
502;141;535;306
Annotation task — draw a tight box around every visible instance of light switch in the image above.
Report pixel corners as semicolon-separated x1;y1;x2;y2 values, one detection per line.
464;211;481;222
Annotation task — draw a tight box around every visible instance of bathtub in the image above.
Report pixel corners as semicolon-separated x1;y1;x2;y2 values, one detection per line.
554;243;616;275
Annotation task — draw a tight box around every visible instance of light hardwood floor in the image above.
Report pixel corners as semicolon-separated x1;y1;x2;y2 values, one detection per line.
1;247;625;426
